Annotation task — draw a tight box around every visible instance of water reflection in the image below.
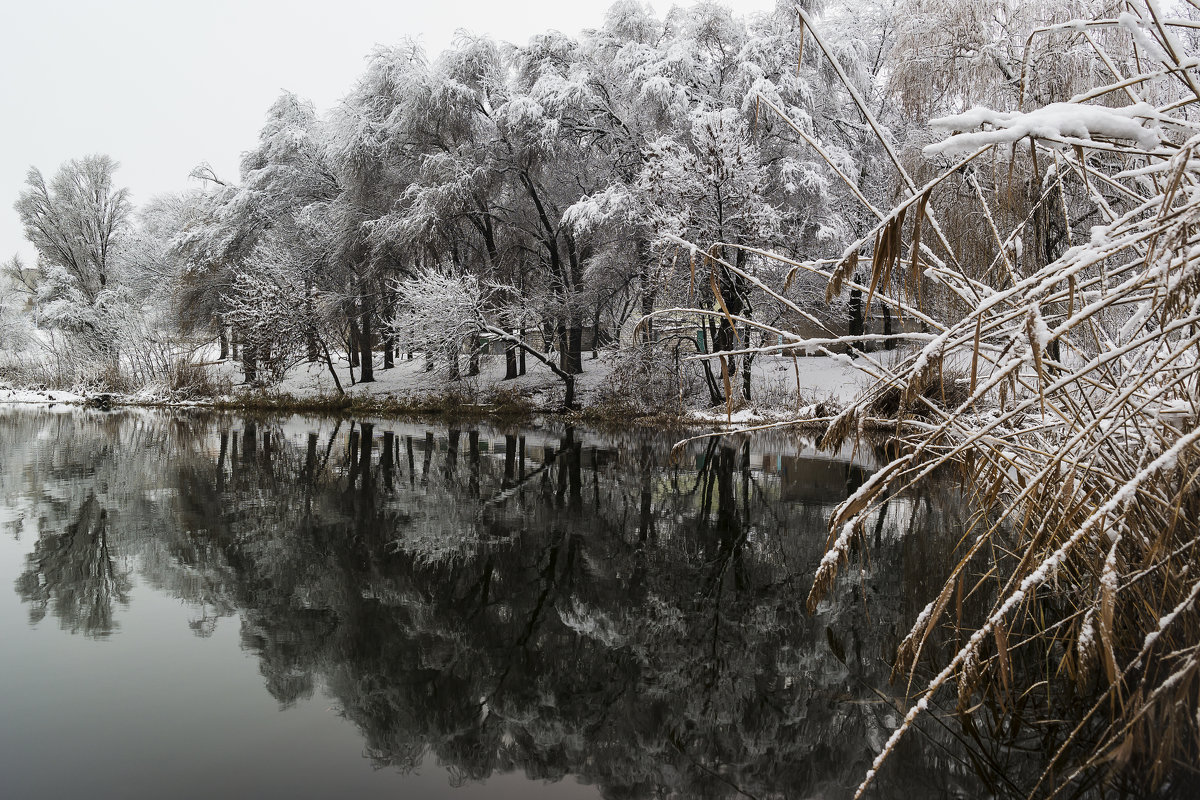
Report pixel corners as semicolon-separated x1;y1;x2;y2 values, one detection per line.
1;407;982;798
15;492;130;637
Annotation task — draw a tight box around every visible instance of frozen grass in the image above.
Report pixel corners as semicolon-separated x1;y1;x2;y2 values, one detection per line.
1;333;876;429
769;4;1200;797
637;3;1200;795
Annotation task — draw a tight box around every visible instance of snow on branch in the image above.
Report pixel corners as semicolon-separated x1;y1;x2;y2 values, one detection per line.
925;102;1164;157
389;264;490;356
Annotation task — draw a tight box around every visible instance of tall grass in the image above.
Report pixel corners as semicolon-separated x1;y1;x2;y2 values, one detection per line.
659;3;1200;795
814;6;1200;795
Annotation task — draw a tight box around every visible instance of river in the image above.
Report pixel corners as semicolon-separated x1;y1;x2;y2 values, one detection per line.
0;405;990;799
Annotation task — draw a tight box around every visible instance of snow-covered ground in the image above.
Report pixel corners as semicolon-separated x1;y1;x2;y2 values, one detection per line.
0;346;885;424
0;387;84;405
211;350;614;406
205;348;878;413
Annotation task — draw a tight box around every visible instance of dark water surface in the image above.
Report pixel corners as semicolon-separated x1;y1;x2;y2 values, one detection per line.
0;407;972;799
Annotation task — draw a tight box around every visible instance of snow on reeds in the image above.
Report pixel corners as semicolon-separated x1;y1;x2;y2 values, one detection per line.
662;3;1200;795
818;6;1200;795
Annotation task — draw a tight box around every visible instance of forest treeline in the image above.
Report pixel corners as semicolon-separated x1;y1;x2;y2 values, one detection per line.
1;0;1135;403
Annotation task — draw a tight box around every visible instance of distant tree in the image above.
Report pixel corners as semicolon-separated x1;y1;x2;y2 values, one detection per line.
222;239;347;393
639;109;778;402
0;256;36;354
15;155;130;304
328;45;431;383
169;173;245;359
14;156;133;369
176;94;344;384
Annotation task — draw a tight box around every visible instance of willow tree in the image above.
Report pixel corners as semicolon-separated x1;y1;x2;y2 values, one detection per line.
14;155;132;368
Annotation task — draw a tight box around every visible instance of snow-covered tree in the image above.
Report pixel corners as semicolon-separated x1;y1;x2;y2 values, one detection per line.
15;155;130;304
341;38;560;380
391;264;579;407
176;93;344;384
0;257;36;361
221;238;346;391
327;47;437;383
12;155;137;378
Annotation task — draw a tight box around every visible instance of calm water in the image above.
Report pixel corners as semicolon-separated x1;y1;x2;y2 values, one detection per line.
0;406;975;799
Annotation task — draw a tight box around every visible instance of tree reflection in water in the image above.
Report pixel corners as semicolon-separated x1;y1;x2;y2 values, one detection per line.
15;492;131;637
0;408;1054;798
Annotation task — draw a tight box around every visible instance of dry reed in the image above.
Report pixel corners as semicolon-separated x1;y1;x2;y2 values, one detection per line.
812;5;1200;796
653;2;1200;796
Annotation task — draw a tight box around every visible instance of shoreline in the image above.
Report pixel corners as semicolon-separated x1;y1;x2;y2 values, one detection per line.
1;350;883;434
0;384;933;444
0;383;857;435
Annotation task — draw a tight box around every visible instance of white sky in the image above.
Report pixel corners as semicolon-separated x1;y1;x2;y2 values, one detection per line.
0;0;777;266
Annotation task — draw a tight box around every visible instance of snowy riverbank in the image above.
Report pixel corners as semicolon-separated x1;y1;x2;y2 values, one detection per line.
0;349;883;429
0;387;86;405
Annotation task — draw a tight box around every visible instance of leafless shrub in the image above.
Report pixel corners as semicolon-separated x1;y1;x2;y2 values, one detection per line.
169;360;232;399
597;340;707;415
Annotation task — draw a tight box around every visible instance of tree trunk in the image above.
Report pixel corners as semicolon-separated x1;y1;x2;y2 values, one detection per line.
519;327;527;375
566;325;583;374
556;321;568;373
218;326;229;361
244;345;258;385
305;282;318;363
504;333;518;380
702;318;724;405
742;349;753;402
359;296;374;383
702;359;724;406
348;318;360;368
563;373;576;409
712;260;745;381
468;339;480;377
320;338;346;395
382;288;395;369
848;275;864;358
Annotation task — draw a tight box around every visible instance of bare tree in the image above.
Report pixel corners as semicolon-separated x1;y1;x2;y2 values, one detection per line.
15;155;130;304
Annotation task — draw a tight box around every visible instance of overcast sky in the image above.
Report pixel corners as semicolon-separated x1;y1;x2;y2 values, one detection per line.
0;0;776;266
